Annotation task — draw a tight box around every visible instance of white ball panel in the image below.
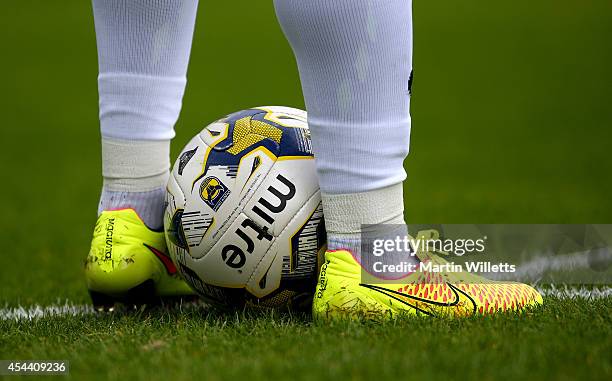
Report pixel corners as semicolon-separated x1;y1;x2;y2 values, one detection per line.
198;121;229;147
171;134;208;182
254;106;308;128
245;190;322;298
243;158;319;236
187;212;275;287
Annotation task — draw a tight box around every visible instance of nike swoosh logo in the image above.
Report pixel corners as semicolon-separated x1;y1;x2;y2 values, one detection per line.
144;244;177;275
359;282;477;316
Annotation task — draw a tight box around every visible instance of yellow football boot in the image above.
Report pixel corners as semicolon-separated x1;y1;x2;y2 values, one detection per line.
313;230;543;320
84;208;195;308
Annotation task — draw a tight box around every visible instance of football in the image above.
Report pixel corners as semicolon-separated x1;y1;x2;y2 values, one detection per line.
164;106;326;309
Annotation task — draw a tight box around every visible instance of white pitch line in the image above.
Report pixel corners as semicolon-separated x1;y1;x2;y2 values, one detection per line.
1;288;610;321
536;285;612;299
0;302;96;321
484;249;612;282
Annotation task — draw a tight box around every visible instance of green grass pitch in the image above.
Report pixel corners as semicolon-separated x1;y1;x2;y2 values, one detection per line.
0;297;610;381
0;1;611;380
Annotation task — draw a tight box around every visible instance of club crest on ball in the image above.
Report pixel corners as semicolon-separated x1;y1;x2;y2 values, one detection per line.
199;176;230;211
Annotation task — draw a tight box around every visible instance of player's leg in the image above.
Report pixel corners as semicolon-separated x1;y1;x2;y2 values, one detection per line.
274;0;542;319
274;0;413;259
85;0;198;306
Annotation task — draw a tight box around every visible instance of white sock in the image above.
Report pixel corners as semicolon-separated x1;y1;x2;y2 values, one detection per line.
92;0;198;228
98;188;167;231
323;184;405;241
322;184;411;256
98;138;170;229
274;0;413;195
274;0;414;274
